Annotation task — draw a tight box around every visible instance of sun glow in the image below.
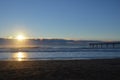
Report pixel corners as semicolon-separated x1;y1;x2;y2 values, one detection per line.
16;35;26;41
14;52;27;61
17;52;24;58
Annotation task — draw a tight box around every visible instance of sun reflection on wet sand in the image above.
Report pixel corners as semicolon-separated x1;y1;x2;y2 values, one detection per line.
13;52;27;61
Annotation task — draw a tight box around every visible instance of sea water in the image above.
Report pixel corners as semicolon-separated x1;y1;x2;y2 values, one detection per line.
0;48;120;61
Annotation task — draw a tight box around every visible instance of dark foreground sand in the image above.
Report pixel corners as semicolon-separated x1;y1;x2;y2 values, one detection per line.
0;59;120;80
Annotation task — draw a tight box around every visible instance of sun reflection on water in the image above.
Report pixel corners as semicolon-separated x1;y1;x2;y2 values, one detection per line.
14;52;27;61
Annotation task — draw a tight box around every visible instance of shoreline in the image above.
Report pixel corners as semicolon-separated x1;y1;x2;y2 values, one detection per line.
0;57;120;61
0;59;120;80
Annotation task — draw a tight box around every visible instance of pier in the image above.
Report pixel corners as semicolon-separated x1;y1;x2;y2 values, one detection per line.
89;42;120;48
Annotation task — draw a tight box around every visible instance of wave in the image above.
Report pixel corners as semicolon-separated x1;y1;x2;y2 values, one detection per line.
0;47;120;52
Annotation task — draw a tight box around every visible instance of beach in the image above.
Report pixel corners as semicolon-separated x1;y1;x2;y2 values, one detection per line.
0;59;120;80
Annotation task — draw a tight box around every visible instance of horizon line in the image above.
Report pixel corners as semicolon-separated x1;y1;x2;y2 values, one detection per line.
0;37;120;42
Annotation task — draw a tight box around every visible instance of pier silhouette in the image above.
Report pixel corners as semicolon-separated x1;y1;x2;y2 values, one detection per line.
89;42;120;48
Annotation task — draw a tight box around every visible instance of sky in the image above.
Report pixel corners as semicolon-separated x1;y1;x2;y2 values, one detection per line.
0;0;120;41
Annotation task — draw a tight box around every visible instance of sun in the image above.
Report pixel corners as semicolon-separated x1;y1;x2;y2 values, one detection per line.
16;35;25;41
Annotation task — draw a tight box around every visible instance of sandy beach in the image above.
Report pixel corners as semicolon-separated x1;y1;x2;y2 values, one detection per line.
0;59;120;80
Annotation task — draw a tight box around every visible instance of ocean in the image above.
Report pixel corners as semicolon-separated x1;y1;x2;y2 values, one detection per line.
0;48;120;61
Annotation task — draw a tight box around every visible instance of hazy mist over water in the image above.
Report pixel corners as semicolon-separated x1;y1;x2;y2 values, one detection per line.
0;38;101;48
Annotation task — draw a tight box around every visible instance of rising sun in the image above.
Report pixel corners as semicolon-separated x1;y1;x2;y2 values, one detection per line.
16;35;25;41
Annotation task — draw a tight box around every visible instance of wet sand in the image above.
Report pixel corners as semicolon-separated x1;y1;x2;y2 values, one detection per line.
0;59;120;80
